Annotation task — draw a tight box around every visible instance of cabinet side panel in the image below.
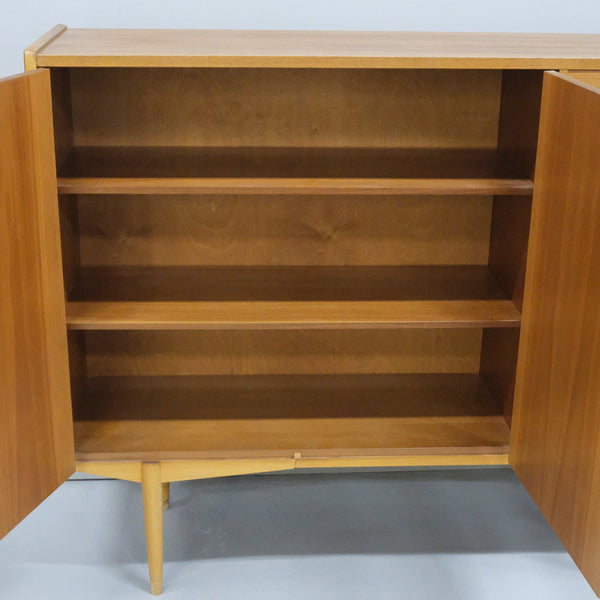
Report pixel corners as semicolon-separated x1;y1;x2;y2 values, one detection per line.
0;70;74;538
58;194;81;296
479;328;520;424
487;195;532;311
497;70;543;179
511;72;600;595
50;68;74;171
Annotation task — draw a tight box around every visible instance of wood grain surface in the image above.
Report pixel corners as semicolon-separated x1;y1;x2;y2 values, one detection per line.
141;462;163;595
48;68;73;171
560;70;600;89
497;70;543;179
84;329;482;377
75;454;509;481
75;194;493;267
66;299;521;330
58;194;80;296
33;29;600;69
23;24;66;71
510;72;600;596
487;195;532;310
68;265;510;302
479;328;520;423
64;264;520;329
0;70;73;538
60;148;522;177
56;148;533;195
58;176;533;196
73;374;510;460
68;68;501;148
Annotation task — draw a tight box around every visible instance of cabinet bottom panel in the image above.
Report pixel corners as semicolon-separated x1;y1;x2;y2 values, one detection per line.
73;373;510;461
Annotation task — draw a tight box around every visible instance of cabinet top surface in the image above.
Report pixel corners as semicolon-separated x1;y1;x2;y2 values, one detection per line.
31;27;600;69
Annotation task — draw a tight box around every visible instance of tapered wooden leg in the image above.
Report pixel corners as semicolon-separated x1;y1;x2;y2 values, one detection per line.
162;482;170;511
142;462;163;595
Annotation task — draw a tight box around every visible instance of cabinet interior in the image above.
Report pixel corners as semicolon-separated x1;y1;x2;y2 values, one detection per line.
52;66;542;462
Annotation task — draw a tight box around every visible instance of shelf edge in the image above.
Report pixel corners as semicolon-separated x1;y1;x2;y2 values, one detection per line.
66;299;522;330
57;177;534;196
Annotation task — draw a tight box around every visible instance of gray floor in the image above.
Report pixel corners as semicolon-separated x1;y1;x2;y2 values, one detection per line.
0;467;596;599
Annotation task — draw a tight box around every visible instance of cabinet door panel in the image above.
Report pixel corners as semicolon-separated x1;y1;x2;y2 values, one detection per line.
511;71;600;594
0;70;74;538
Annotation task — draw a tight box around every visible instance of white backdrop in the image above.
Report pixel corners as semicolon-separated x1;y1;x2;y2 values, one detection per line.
1;0;600;77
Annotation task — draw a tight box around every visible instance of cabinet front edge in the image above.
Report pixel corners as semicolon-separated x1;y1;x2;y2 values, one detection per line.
24;25;67;71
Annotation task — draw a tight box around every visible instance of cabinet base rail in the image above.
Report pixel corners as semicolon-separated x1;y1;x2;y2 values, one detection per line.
76;453;508;595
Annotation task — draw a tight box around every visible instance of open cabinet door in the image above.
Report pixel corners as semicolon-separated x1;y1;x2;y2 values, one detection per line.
0;70;74;538
511;71;600;594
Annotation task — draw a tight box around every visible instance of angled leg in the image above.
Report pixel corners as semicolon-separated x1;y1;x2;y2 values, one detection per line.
162;482;170;511
142;462;163;595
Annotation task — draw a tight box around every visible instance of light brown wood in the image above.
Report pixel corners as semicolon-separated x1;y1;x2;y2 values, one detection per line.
23;24;67;71
0;70;74;539
77;373;504;419
14;27;600;598
161;483;169;511
294;454;509;468
76;458;296;482
76;194;493;268
66;331;87;415
160;458;295;483
497;70;543;178
74;423;509;463
56;148;532;196
58;194;81;296
158;454;507;477
58;146;518;176
479;328;520;424
60;196;85;414
142;462;163;595
68;68;501;149
74;452;508;485
64;265;520;329
68;265;512;302
487;195;532;310
491;71;539;416
35;29;600;69
84;329;482;376
510;72;600;596
49;69;74;171
59;176;533;196
73;374;510;460
561;70;600;88
486;71;536;412
66;299;521;330
76;460;142;482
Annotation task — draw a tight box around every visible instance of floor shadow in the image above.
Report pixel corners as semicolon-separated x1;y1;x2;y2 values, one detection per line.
1;468;565;568
154;468;564;561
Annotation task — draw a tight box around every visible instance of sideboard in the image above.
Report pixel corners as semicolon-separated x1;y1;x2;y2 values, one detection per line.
2;26;600;595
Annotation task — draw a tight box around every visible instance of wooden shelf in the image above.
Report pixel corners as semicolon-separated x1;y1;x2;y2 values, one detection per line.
66;265;521;329
69;266;515;302
57;147;533;195
73;373;511;461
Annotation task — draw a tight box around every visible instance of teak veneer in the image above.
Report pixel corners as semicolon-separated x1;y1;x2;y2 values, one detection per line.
3;26;600;597
56;146;534;195
29;28;600;68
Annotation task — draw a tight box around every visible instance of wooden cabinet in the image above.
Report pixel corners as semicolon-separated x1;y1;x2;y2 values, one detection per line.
2;26;600;596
